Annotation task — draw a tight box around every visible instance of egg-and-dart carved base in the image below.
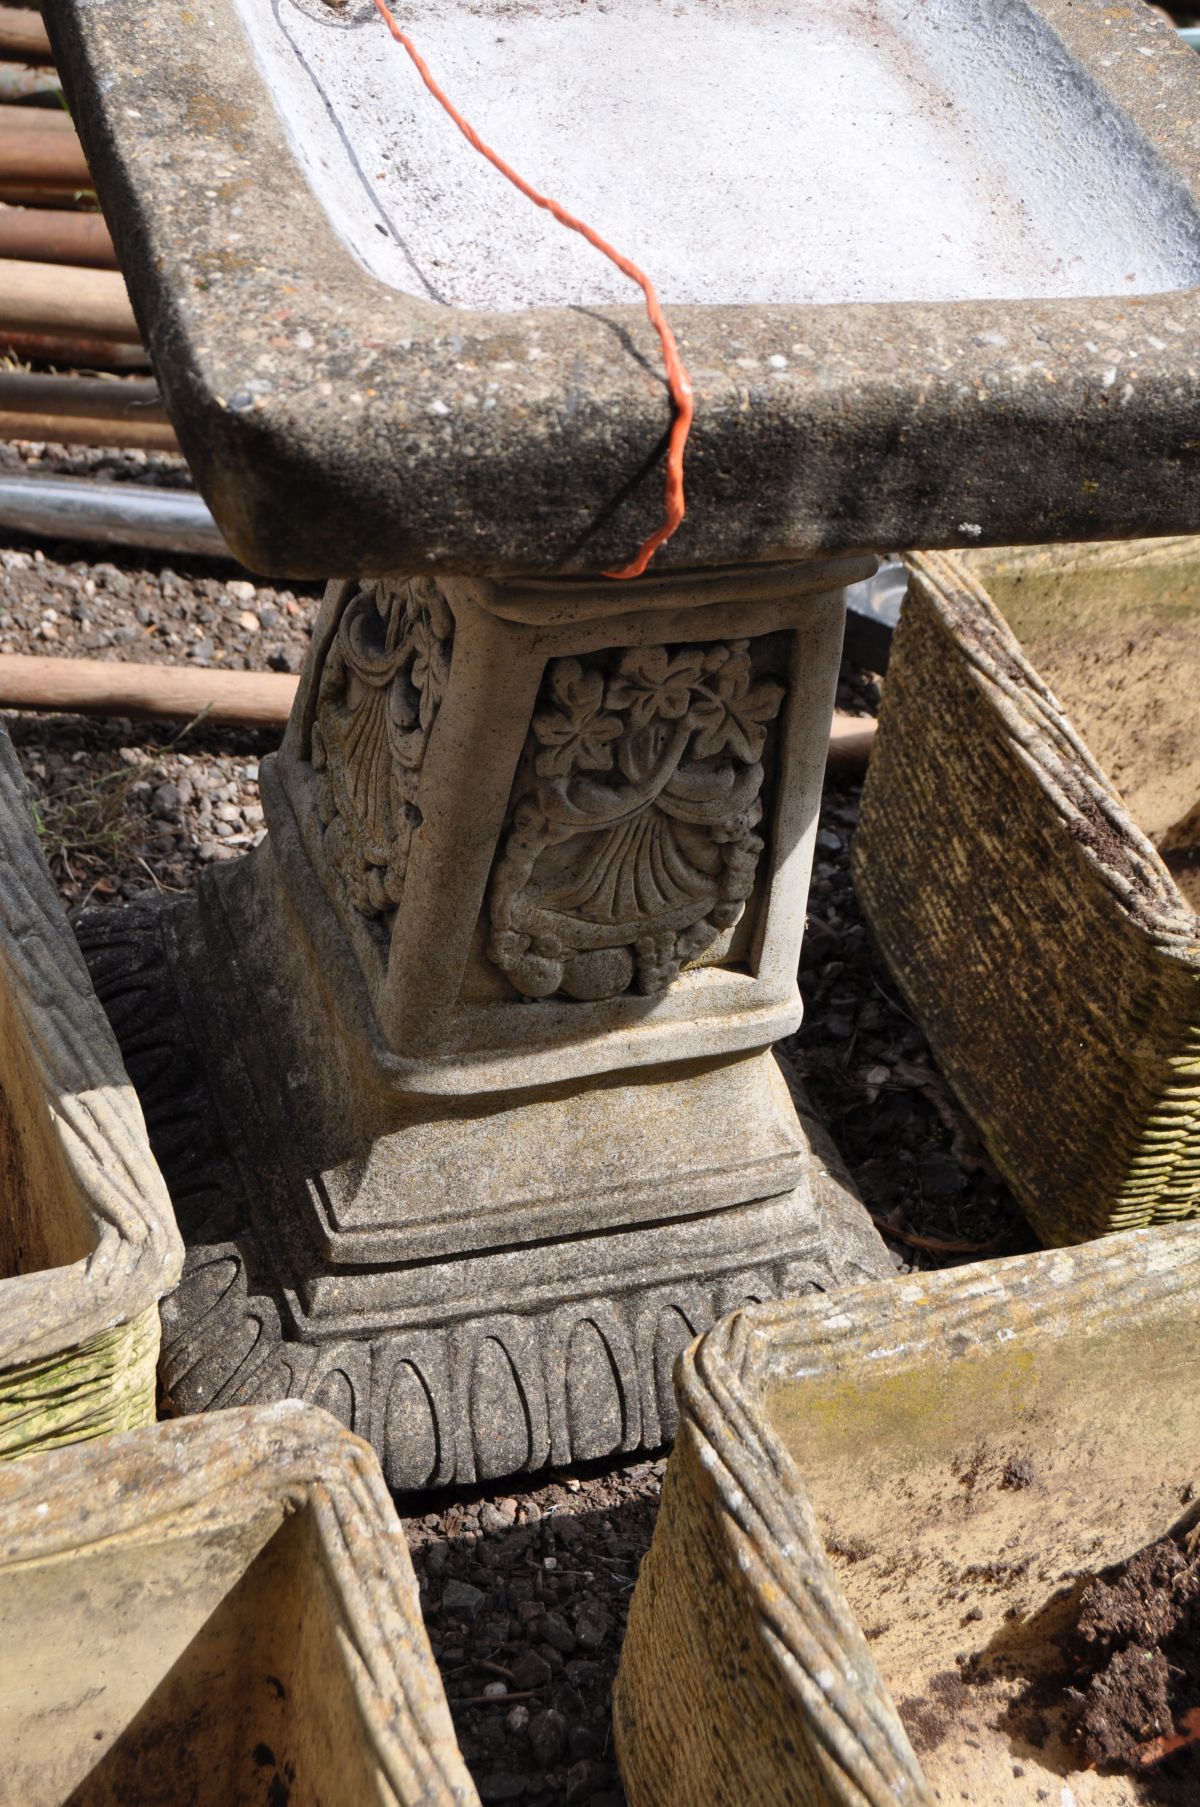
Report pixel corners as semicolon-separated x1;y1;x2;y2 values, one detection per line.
75;891;887;1492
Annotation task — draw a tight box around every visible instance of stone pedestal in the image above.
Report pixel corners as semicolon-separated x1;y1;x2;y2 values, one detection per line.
80;556;888;1488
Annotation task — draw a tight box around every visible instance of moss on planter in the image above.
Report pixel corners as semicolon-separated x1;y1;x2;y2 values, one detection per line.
0;1305;159;1459
0;716;181;1459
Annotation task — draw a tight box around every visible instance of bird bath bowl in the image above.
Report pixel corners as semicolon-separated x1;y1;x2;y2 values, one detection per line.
614;1224;1200;1807
45;0;1200;573
47;0;1200;1482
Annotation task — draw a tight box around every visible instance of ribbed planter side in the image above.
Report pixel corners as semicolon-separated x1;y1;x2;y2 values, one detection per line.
0;718;182;1456
0;1401;480;1807
613;1338;930;1807
852;550;1200;1247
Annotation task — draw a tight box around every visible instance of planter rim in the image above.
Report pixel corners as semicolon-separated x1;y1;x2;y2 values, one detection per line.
0;1399;481;1807
0;720;182;1374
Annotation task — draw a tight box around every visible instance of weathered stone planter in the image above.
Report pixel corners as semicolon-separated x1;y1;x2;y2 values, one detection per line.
0;1400;479;1806
854;546;1200;1247
614;1223;1200;1806
48;0;1200;1479
0;719;181;1459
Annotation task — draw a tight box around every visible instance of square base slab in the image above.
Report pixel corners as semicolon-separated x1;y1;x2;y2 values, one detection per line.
76;891;888;1491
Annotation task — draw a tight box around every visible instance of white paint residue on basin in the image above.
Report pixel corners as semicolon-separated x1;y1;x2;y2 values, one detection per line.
237;0;1200;311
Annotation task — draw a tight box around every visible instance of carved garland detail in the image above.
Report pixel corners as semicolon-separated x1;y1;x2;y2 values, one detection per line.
487;639;786;1001
311;577;454;920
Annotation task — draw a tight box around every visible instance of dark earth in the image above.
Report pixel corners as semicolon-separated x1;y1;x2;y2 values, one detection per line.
1069;1525;1200;1782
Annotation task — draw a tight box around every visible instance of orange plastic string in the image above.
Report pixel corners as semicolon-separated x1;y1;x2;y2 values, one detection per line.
370;0;694;579
1133;1707;1200;1769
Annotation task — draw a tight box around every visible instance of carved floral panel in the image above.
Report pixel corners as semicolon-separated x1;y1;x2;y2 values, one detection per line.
311;577;453;920
487;638;786;1001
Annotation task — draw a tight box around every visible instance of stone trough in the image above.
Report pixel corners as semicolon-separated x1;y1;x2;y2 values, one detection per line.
614;1223;1200;1806
854;546;1200;1248
0;1401;479;1807
0;718;181;1460
45;0;1200;1482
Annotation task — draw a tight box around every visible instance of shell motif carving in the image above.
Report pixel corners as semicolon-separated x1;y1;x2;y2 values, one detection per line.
311;577;454;919
487;639;786;1000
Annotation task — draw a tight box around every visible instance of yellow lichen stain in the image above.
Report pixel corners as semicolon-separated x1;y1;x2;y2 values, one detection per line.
192;246;255;279
766;1340;1045;1477
186;93;253;139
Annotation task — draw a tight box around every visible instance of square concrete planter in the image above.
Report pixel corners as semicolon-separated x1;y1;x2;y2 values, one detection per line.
614;1223;1200;1806
0;1400;479;1806
853;545;1200;1247
0;719;181;1458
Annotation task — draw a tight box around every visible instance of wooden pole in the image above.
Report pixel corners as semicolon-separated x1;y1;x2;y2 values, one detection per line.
0;207;117;267
0;329;150;370
0;410;178;450
0;656;299;727
0;372;165;419
0;101;74;132
0;654;877;761
0;7;53;62
0;127;90;188
0;260;141;343
825;712;877;771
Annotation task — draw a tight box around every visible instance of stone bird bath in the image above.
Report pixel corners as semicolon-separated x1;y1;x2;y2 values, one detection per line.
48;0;1200;1483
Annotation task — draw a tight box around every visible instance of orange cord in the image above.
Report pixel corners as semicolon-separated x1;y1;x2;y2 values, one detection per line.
370;0;694;579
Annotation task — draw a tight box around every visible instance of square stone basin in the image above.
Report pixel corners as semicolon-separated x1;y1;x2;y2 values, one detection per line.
615;1223;1200;1806
48;0;1200;575
0;1403;478;1806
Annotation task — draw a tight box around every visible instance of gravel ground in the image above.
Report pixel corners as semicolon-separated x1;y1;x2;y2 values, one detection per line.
407;1463;663;1805
0;453;1035;1801
1;436;322;905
